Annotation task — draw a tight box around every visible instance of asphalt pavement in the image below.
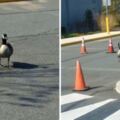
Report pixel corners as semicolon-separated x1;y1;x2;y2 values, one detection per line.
0;0;58;37
61;36;120;120
0;0;59;120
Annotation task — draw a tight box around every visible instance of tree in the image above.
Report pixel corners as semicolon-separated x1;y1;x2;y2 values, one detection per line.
85;9;94;32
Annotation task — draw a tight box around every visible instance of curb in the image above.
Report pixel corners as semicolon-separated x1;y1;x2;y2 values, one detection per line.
61;32;120;47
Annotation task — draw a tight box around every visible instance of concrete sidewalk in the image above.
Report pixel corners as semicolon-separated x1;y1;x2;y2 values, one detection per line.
61;31;120;46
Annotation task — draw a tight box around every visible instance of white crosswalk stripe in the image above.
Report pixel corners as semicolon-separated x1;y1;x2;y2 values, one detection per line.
61;93;118;120
61;93;93;105
104;110;120;120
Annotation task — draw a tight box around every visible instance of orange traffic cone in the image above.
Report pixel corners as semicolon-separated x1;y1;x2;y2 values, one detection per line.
74;60;88;91
80;38;87;54
107;38;115;53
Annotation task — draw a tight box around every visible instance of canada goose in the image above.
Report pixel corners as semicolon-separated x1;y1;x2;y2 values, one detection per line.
118;42;120;50
117;42;120;58
0;33;13;67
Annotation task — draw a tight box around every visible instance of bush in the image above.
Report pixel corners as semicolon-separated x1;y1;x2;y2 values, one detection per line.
97;13;119;31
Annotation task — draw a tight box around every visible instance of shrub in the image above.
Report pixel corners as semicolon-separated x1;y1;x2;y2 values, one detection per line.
97;13;119;31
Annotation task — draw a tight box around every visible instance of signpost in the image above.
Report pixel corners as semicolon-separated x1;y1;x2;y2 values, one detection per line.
103;0;111;33
103;0;111;6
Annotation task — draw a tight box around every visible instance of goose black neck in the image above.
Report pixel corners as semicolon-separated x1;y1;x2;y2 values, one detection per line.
2;39;7;44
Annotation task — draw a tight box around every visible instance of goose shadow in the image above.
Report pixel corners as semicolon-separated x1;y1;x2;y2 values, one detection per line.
12;61;39;69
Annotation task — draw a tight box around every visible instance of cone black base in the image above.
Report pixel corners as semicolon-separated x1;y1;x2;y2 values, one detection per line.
73;86;90;92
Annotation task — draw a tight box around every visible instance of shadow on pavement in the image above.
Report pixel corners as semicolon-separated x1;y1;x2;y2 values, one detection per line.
0;84;58;108
0;77;58;108
0;63;59;108
12;61;39;69
0;68;58;78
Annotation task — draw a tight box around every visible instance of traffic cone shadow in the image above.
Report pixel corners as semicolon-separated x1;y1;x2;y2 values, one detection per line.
74;60;89;91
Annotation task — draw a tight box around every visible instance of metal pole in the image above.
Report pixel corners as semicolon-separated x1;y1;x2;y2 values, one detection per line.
106;0;110;33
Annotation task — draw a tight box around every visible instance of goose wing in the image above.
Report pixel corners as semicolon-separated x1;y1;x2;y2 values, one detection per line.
6;43;13;55
118;42;120;49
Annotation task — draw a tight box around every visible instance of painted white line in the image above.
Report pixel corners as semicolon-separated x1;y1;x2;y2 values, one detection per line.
61;93;93;105
104;109;120;120
61;99;116;120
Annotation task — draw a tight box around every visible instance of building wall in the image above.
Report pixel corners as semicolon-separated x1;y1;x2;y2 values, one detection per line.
61;0;102;33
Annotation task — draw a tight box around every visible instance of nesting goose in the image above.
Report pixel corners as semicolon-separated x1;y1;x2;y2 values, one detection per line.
0;34;13;67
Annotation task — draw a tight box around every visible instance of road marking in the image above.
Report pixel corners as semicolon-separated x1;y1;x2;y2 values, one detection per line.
61;99;116;120
104;109;120;120
61;93;93;105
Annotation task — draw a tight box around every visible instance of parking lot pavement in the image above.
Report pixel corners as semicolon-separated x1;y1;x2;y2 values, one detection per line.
0;0;58;13
0;11;58;36
0;0;59;120
0;33;59;120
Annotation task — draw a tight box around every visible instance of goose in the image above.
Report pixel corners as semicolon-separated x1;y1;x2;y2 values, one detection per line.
117;42;120;56
0;33;13;67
